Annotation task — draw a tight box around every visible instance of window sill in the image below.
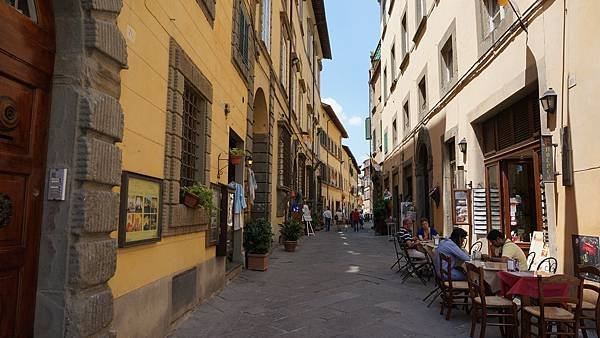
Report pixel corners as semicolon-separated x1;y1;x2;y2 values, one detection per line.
399;52;410;71
413;16;427;44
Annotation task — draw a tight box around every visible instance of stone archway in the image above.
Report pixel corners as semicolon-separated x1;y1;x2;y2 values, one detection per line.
415;128;433;224
35;1;127;336
251;88;272;220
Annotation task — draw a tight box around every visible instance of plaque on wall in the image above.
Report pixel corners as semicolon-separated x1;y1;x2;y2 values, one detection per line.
118;172;163;247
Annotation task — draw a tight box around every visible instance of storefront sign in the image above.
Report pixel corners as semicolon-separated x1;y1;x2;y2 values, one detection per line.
452;189;471;225
119;172;162;247
541;135;555;182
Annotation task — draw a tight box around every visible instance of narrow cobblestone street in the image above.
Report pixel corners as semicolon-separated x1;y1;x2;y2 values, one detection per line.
169;228;473;337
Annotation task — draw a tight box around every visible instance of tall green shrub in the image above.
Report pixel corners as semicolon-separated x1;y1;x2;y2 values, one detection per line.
244;218;273;254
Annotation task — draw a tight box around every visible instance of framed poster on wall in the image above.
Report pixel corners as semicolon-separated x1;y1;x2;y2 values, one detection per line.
118;172;163;247
572;235;600;282
452;189;471;225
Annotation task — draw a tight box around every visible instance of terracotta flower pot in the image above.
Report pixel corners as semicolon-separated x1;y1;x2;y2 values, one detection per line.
247;253;269;271
229;155;242;165
183;192;200;208
283;241;297;252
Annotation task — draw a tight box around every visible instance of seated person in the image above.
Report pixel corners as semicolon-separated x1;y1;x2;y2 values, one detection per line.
417;218;438;240
482;229;528;271
398;218;426;260
435;228;471;281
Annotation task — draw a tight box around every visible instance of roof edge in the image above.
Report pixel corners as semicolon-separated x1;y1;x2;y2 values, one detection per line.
322;103;349;138
312;0;332;59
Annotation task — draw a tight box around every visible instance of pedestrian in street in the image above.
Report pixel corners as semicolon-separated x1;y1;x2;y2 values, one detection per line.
302;202;312;235
359;210;364;229
322;207;332;232
351;208;360;232
335;209;344;231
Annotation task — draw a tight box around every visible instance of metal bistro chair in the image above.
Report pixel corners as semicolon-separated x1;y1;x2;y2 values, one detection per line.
522;274;584;337
537;257;558;274
575;265;600;338
466;262;519;338
470;241;483;256
422;249;443;308
527;251;537;271
439;253;470;320
400;243;429;285
391;233;409;273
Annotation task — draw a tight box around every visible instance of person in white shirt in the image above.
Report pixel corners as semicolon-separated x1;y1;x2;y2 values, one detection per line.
335;209;344;231
322;207;332;232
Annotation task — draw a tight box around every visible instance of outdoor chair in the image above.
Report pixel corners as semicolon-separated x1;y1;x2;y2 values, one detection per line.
391;233;409;273
527;251;537;271
470;241;483;255
575;265;600;338
466;262;519;338
537;257;558;273
522;274;584;337
439;253;470;320
400;243;429;285
422;249;443;308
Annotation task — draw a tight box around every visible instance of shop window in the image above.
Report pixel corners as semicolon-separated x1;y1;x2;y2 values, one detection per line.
278;126;292;187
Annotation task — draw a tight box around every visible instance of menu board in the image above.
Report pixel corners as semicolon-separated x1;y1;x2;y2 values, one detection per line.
452;189;471;225
119;172;162;247
472;188;488;235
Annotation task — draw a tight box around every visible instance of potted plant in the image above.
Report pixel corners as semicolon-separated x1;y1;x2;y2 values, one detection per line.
243;218;273;271
229;147;245;165
373;198;387;236
280;219;303;252
181;183;214;210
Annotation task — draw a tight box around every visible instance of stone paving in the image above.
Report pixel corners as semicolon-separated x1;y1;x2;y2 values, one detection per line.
169;227;481;337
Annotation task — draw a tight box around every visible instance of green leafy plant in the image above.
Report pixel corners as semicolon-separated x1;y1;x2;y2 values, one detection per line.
373;198;387;221
181;183;214;210
244;218;273;254
229;147;245;156
280;219;303;242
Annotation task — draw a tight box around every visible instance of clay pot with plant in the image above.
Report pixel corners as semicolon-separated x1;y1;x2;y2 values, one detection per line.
181;183;214;210
279;219;303;252
243;218;274;271
229;147;245;165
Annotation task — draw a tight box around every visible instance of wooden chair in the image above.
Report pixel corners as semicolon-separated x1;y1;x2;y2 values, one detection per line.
527;251;536;271
439;253;470;320
522;274;584;337
537;257;558;273
470;241;483;255
575;265;600;338
466;262;519;338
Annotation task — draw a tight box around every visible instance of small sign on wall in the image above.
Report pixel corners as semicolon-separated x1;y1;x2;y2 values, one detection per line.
118;172;163;247
452;189;471;225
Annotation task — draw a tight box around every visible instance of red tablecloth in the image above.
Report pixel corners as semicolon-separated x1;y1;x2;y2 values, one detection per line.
498;271;568;298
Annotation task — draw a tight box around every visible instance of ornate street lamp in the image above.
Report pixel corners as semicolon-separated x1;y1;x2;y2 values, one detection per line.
540;88;558;114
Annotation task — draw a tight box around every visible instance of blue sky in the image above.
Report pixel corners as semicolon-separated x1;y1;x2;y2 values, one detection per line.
321;0;379;167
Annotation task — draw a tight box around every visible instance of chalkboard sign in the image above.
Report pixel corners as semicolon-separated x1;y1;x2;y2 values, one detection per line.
452;189;471;225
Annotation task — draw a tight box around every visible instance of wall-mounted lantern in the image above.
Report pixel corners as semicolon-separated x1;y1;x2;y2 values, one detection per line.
458;138;467;154
540;88;557;114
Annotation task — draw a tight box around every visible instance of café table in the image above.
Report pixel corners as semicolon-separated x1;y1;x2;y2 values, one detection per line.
497;270;561;298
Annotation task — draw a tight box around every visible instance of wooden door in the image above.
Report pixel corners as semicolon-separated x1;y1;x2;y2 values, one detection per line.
0;1;54;337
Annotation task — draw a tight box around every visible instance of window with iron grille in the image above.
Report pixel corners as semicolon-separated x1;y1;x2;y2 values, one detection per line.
180;81;205;188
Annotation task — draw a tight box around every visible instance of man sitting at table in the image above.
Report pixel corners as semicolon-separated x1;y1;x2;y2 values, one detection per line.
398;218;426;259
483;229;528;271
435;228;471;280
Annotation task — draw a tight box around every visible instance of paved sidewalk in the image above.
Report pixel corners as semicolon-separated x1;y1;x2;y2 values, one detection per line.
169;229;474;337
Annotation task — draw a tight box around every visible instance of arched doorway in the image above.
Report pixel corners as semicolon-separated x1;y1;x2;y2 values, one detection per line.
251;88;271;220
415;128;433;224
0;1;55;336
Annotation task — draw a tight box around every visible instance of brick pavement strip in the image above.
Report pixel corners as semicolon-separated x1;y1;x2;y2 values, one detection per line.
169;229;474;337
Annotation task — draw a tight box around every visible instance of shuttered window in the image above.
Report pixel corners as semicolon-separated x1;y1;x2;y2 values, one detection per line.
481;91;541;155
